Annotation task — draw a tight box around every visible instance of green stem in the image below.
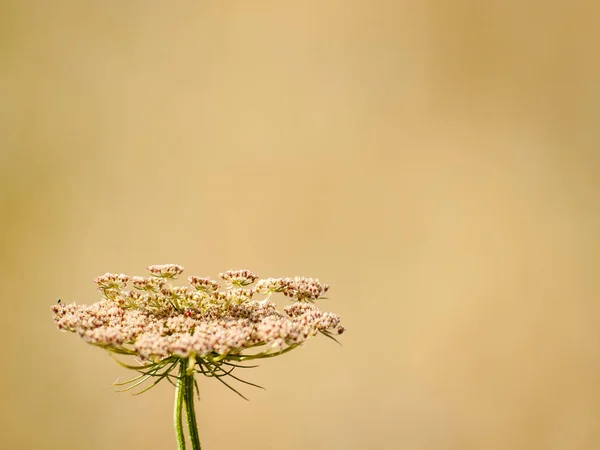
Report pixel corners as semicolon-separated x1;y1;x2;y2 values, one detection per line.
184;363;202;449
174;361;187;450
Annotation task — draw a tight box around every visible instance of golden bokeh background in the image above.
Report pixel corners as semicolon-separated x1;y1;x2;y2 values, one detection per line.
1;1;599;449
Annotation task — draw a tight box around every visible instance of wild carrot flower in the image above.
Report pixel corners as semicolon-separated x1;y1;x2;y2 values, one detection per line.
51;264;344;450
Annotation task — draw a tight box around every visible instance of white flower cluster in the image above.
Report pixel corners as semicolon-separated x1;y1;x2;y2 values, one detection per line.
51;265;344;363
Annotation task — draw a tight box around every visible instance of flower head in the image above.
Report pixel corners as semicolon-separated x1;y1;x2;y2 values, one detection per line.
281;276;330;301
131;276;167;292
188;276;220;293
218;269;259;287
147;264;185;279
255;277;289;295
51;265;344;397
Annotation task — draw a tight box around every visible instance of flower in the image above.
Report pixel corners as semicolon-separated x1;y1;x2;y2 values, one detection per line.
282;276;330;301
147;264;185;279
218;269;259;287
51;265;344;392
188;276;220;293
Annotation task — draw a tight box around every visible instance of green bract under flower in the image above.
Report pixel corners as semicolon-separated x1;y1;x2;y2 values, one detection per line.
51;265;345;397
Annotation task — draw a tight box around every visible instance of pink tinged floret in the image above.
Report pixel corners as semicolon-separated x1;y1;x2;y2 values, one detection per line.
147;264;185;278
218;269;259;286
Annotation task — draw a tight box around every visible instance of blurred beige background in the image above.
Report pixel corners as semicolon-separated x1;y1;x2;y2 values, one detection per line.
1;1;599;449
